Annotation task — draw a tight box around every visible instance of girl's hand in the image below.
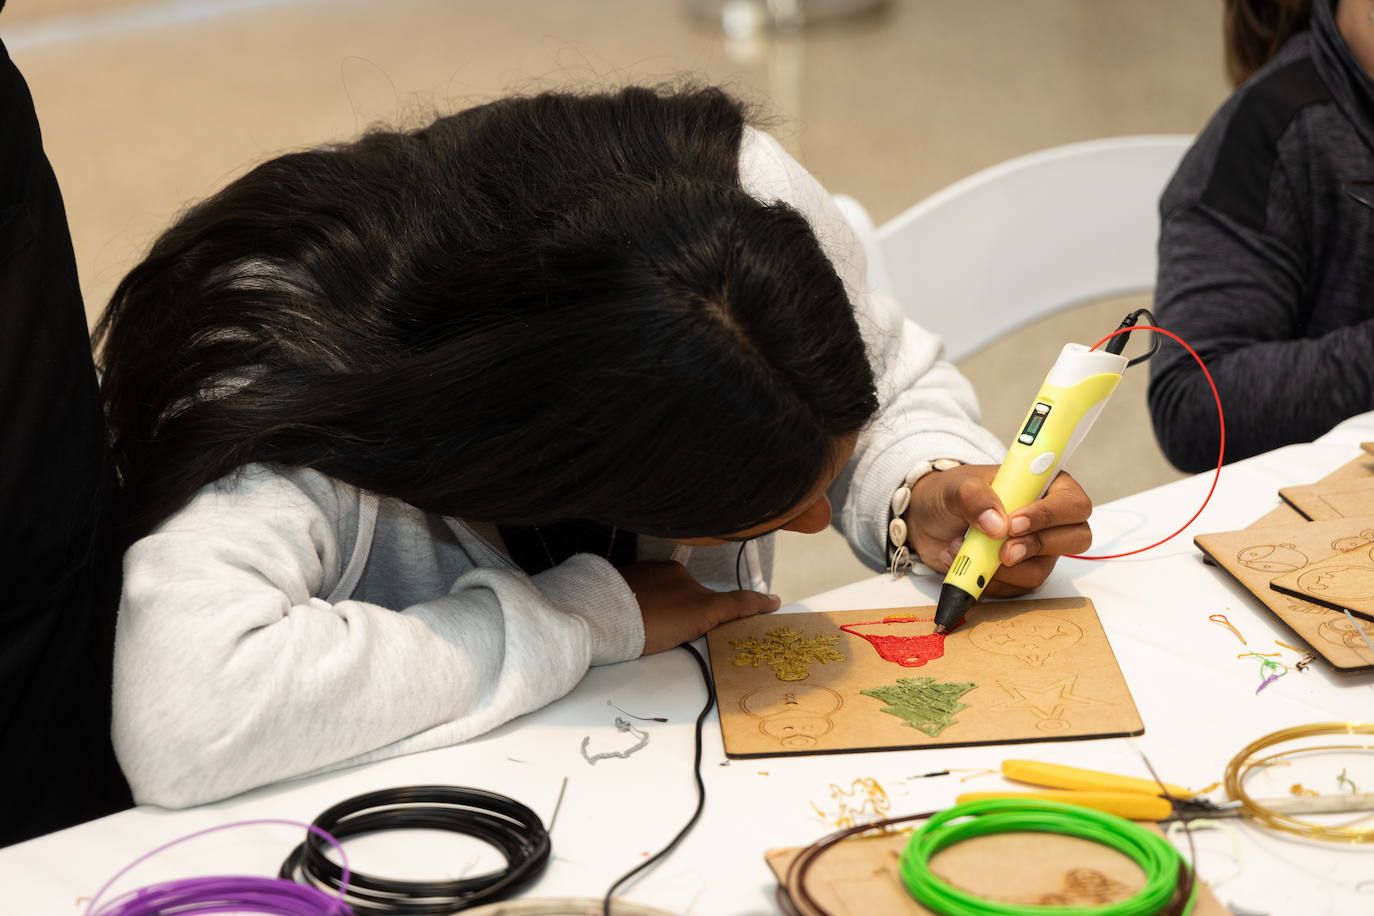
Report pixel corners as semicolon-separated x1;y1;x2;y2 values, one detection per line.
903;464;1092;597
619;561;781;655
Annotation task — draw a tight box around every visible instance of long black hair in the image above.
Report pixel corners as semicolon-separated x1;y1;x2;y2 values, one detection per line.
94;85;879;542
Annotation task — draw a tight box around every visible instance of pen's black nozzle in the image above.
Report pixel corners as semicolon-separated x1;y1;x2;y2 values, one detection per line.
934;582;976;633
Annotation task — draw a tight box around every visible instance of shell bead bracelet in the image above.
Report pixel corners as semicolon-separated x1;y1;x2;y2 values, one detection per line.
889;458;961;577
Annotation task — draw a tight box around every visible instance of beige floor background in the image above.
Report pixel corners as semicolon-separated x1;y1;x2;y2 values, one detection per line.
4;0;1229;601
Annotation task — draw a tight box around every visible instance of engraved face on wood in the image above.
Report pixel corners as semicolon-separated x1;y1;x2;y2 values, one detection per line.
1237;543;1308;573
1296;564;1374;601
1331;529;1374;552
1195;512;1374;673
1318;614;1374;650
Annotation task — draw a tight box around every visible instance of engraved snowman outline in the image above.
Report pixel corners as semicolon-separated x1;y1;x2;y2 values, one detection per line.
739;684;843;749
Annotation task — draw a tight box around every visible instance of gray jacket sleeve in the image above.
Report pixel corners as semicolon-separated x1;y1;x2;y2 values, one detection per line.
1148;54;1374;475
1149;182;1374;473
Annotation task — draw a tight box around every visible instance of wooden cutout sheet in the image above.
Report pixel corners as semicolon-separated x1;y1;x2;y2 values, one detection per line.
765;826;1232;916
1247;453;1374;527
706;598;1142;758
1271;540;1374;625
1194;517;1374;672
1319;450;1374;480
1279;475;1374;521
1247;502;1308;529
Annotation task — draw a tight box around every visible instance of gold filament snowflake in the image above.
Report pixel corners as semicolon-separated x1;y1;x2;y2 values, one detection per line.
732;626;845;681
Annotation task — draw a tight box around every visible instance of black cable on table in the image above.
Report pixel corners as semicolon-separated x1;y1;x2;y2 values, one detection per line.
600;640;716;915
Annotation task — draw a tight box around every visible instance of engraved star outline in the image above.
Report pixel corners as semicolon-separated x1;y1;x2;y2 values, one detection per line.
994;675;1101;721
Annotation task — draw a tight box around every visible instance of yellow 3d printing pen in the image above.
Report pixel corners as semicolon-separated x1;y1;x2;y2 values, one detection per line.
932;339;1129;632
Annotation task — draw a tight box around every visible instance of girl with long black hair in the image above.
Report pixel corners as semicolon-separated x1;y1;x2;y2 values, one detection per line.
97;85;1092;807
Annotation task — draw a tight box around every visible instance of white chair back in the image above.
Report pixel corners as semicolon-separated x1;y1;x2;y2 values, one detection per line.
867;135;1193;362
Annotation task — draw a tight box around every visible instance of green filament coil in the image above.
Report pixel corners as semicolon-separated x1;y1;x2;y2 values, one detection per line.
899;798;1196;916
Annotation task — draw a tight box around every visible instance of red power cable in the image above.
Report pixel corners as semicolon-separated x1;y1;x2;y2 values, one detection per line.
1066;324;1224;560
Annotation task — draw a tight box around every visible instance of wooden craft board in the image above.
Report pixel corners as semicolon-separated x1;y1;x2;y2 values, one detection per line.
1271;539;1374;624
1204;451;1374;565
706;598;1142;758
1194;517;1374;672
1248;452;1374;527
765;825;1232;916
1279;474;1374;521
1247;501;1308;528
1321;449;1374;480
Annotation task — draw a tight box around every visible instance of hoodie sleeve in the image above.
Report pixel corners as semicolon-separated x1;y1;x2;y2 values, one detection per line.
738;128;1005;569
113;464;642;808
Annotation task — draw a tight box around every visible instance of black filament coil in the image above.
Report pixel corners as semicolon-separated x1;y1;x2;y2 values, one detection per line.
279;785;551;914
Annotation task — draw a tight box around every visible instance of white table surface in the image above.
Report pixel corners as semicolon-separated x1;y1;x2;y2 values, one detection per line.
8;415;1374;916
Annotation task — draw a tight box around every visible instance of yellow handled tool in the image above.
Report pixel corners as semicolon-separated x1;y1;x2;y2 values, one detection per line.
955;790;1173;821
1001;759;1191;799
954;760;1194;821
961;759;1374;823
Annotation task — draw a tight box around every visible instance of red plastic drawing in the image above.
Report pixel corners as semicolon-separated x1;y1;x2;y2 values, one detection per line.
839;616;952;667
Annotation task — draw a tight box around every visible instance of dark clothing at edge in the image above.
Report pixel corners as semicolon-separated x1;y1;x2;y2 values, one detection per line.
1;35;132;844
1148;0;1374;473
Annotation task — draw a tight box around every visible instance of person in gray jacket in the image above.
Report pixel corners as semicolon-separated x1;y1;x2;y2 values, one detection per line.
1149;0;1374;472
97;86;1094;808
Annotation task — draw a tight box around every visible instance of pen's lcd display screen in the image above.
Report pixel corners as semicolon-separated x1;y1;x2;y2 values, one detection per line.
1019;403;1050;444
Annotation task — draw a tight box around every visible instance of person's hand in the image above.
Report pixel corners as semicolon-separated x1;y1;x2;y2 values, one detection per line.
903;464;1092;597
618;561;781;655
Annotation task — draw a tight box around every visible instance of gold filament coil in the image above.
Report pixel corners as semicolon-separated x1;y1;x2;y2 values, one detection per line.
1223;722;1374;844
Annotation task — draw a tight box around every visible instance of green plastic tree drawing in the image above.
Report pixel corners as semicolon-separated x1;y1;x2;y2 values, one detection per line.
861;677;978;737
731;626;845;681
